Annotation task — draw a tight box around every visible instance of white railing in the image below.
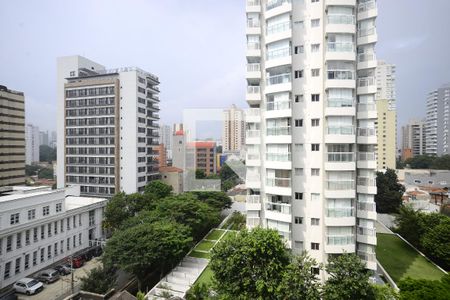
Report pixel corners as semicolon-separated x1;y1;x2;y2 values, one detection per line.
266;0;291;11
357;226;376;236
357;127;376;136
266;100;291;111
327;235;355;245
358;250;376;262
327;98;354;108
267;73;291;85
247;19;260;28
247;195;261;203
357;177;376;187
266;202;291;214
246;153;260;161
245;108;260;117
266;21;291;35
327;42;355;52
327;126;355;135
247;86;261;94
267;126;291;136
327;207;354;218
267;47;291;60
357;77;375;87
327;14;356;25
327;70;354;80
327;152;355;162
246;130;260;138
358;52;375;62
358;27;376;38
247;63;261;72
266;153;292;162
326;180;355;190
357;201;376;212
357;152;376;161
266;177;291;188
247;0;260;7
358;0;376;13
247;42;261;50
357;103;376;111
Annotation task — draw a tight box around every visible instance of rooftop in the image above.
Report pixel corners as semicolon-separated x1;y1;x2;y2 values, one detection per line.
159;166;183;173
65;196;107;210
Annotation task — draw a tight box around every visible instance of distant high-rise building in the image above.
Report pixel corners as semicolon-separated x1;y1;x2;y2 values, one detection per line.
376;61;396;103
57;55;160;197
172;124;186;170
25;124;40;164
50;130;57;148
0;85;25;188
188;141;217;176
223;104;245;152
425;83;450;156
159;124;172;159
39;130;49;147
244;0;378;274
401;119;426;160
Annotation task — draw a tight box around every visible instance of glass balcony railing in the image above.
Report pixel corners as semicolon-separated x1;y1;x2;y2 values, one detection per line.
357;177;376;187
357;201;376;212
266;0;291;11
358;27;376;38
247;19;260;28
327;235;355;245
266;153;292;162
246;153;260;161
357;103;376;111
245;108;260;117
358;52;375;62
327;14;356;25
358;0;376;13
357;127;376;136
327;42;354;52
327;70;354;80
327;126;355;135
266;100;291;111
357;226;376;236
247;0;260;6
326;180;355;190
247;86;261;94
327;152;355;162
267;47;291;60
266;202;291;214
266;177;291;188
247;42;261;50
247;195;261;203
357;152;376;161
266;21;291;35
246;130;260;138
327;98;355;108
267;73;292;85
327;207;354;217
357;77;375;87
267;126;291;136
247;63;261;72
358;250;376;263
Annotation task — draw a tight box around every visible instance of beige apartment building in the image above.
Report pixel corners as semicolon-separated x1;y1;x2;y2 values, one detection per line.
223;104;245;152
0;85;26;189
376;99;396;169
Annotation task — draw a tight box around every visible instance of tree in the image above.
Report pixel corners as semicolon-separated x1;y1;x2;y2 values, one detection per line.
323;253;375;300
420;218;450;270
375;169;405;213
398;275;450;300
277;253;322;300
79;266;117;294
394;205;423;247
219;163;240;191
186;282;212;300
39;145;56;162
431;155;450;170
25;164;40;176
144;180;172;199
102;220;192;290
191;191;232;210
209;228;290;299
372;284;399;300
405;155;435;169
195;169;207;179
104;193;133;230
38;167;53;179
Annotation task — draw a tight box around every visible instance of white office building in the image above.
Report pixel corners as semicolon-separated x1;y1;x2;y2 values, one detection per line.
0;186;107;289
56;56;160;197
245;0;378;275
223;104;245;152
25;124;40;165
425;83;450;156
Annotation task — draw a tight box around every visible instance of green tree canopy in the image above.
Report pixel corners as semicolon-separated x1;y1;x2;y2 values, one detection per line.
143;180;173;199
323;253;375;300
79;266;117;294
375;169;405;213
190;191;232;210
39;145;56;162
421;218;450;270
398;275;450;300
209;228;290;299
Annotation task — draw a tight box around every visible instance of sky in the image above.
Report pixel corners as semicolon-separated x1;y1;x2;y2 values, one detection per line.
1;0;450;140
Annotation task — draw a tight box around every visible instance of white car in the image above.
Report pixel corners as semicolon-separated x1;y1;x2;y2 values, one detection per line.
13;278;44;295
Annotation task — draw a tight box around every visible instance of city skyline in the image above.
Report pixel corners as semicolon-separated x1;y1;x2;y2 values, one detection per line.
1;0;450;135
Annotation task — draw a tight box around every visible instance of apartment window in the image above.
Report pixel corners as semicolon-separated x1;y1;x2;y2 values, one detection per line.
73;216;77;228
43;206;50;216
16;232;22;249
6;236;12;252
311;19;320;27
41;225;45;239
28;209;36;220
311;119;320;127
33;228;38;242
33;251;37;266
4;262;11;279
25;254;30;270
25;230;30;245
294;168;304;176
311;218;320;225
312;267;320;275
10;213;19;225
79;214;82;226
40;248;45;262
47;245;52;259
73;235;76;248
61;220;64;232
311;242;320;250
311;69;320;77
69;71;75;77
56;203;62;212
54;243;58;256
295;94;303;103
61;240;64;254
295;217;303;224
294;20;304;28
294;45;304;54
54;221;58;235
294;70;304;79
311;0;319;2
295;119;303;127
295;192;303;200
67;238;71;250
311;44;320;52
79;233;82;245
311;168;320;176
311;144;320;151
15;258;21;274
311;94;320;102
67;218;71;230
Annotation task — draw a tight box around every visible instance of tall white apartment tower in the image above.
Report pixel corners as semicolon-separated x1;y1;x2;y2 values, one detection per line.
245;0;378;275
25;124;40;164
57;56;160;197
425;83;450;156
223;104;245;152
159;124;172;159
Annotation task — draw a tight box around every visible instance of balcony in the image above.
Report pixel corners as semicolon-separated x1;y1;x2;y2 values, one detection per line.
357;77;376;94
325;207;356;226
357;0;378;21
357;152;376;169
246;63;261;80
325;98;355;116
326;0;356;6
326;14;356;34
357;226;377;245
265;100;292;118
246;129;261;145
266;126;291;136
265;202;292;223
358;250;377;270
325;152;356;171
245;108;261;123
357;52;377;70
357;176;377;194
246;42;261;58
246;153;261;167
325;126;356;144
357;127;376;144
326;70;356;89
325;235;356;253
246;85;261;105
246;0;261;13
266;48;292;69
265;0;292;19
325;180;355;198
326;42;355;61
266;177;291;196
265;152;292;169
246;19;261;35
357;27;377;45
266;73;291;94
246;217;261;228
357;201;377;220
357;102;377;119
246;174;261;189
266;21;291;44
246;195;261;211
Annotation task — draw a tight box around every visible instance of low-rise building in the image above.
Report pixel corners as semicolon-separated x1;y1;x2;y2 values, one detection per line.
159;166;183;194
0;185;107;289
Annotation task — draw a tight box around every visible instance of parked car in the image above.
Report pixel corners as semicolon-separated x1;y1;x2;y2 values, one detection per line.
13;278;44;295
54;264;71;275
69;256;85;268
36;269;60;284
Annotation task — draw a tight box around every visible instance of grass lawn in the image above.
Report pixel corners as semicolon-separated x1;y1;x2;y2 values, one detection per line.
376;233;445;283
195;266;214;285
194;240;215;252
189;250;210;259
205;229;225;241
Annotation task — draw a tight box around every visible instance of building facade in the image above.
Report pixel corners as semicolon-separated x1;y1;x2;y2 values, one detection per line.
0;85;26;189
172;127;186;170
401;119;426;160
159;166;184;194
25;124;40;165
159;124;172;160
57;56;160;197
0;186;107;289
223;104;245;152
245;0;378;274
188;141;217;176
425;83;450;156
375;99;396;169
376;60;396;104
